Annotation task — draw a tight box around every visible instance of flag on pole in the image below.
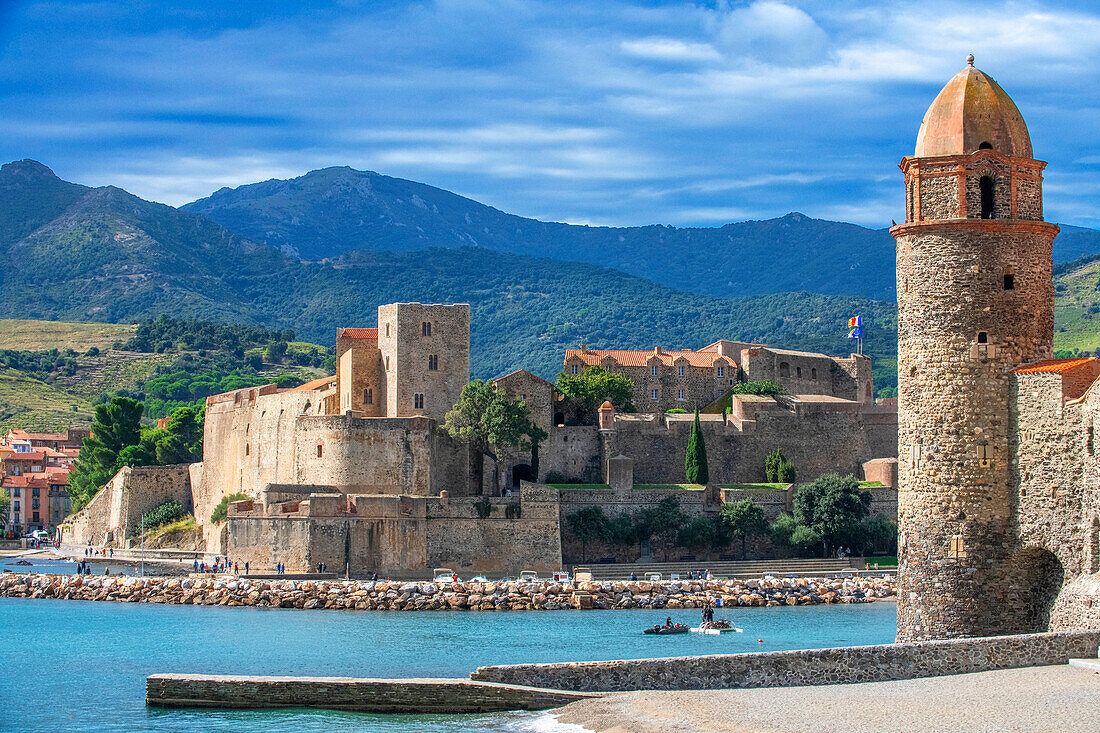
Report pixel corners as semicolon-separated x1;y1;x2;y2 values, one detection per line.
847;315;862;339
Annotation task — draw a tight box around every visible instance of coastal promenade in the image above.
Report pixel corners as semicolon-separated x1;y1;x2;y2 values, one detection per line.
0;572;894;610
555;664;1100;732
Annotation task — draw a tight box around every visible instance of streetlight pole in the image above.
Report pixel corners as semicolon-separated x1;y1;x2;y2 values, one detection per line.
140;513;144;577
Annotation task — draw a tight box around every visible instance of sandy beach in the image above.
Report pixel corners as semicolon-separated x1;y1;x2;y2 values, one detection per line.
555;664;1100;732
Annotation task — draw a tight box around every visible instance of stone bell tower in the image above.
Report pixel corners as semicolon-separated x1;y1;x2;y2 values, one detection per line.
891;56;1058;641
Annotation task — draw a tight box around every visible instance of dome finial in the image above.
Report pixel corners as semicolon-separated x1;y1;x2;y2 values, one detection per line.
966;53;975;66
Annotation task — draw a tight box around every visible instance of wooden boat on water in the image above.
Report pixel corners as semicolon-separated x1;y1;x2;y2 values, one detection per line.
643;623;690;635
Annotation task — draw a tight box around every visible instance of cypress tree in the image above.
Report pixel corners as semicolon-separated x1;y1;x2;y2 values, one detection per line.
685;407;709;484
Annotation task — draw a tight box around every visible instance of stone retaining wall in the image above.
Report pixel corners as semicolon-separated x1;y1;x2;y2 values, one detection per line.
471;630;1100;692
0;573;894;611
146;674;596;713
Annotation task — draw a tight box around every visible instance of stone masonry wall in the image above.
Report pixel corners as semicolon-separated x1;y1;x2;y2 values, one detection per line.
894;219;1057;641
62;465;192;547
471;630;1100;692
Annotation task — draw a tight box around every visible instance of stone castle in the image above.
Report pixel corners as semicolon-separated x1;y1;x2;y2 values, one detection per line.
63;297;898;576
893;57;1100;640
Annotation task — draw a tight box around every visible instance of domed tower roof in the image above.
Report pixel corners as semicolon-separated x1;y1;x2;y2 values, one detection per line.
914;55;1032;159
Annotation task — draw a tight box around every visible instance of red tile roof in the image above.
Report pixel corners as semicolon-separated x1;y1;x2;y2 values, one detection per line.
341;328;378;340
565;348;733;368
6;451;44;461
1014;357;1099;375
289;375;338;392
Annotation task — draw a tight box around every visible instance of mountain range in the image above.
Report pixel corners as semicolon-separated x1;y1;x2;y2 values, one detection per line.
4;158;1100;383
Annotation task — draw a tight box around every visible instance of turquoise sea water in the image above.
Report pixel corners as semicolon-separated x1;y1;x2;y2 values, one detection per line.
0;596;896;732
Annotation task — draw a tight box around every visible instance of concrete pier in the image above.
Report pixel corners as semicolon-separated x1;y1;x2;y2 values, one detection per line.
145;673;599;713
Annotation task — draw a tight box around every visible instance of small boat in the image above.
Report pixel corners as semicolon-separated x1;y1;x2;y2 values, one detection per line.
433;567;458;582
519;570;541;583
644;623;690;635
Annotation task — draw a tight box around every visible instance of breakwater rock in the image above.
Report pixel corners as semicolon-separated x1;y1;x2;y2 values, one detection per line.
0;573;894;610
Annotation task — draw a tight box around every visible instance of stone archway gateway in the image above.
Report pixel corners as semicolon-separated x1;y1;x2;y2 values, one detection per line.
1011;547;1065;633
511;464;532;490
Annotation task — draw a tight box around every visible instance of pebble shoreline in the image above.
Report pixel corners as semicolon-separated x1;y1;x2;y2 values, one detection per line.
0;573;894;611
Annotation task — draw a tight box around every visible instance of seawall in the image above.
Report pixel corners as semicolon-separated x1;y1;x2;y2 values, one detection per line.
146;674;597;713
0;573;894;610
471;630;1100;691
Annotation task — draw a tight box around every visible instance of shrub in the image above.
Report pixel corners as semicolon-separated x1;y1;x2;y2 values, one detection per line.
731;379;787;396
666;408;687;414
473;496;494;519
85;346;100;357
140;499;185;531
764;448;795;483
210;492;251;523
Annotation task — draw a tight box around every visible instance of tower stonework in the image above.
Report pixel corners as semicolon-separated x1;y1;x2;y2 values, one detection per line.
891;58;1058;641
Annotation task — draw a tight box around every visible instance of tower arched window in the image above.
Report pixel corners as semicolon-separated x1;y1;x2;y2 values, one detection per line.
779;362;790;378
978;141;993;150
980;176;995;219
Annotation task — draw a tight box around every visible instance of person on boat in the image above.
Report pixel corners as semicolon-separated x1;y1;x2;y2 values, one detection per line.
665;616;673;627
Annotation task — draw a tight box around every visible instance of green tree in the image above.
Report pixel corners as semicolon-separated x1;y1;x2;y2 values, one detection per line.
265;340;288;363
764;448;795;483
444;379;540;495
720;499;768;559
0;491;9;529
68;397;145;509
638;496;687;561
793;473;873;557
568;506;607;561
555;365;636;419
601;513;637;548
210;492;251;523
685;408;709;484
155;406;204;464
528;424;547;483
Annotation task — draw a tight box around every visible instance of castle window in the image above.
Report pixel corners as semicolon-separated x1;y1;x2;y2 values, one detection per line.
678;365;685;377
978;141;993;150
1004;273;1015;290
245;444;250;456
651;389;658;400
364;388;373;405
386;323;391;337
779;362;790;378
422;321;432;337
570;364;578;375
977;332;988;344
385;356;390;370
716;366;725;377
980;176;995;219
316;444;323;458
428;354;438;371
1088;423;1094;456
677;389;685;401
811;368;818;380
651;365;658;376
949;535;966;560
796;367;802;378
414;393;424;410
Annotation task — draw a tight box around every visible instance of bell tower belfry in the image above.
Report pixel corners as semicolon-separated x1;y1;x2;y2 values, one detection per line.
891;56;1058;641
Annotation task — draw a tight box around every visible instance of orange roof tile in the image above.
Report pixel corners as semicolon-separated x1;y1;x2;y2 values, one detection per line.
289;375;338;392
565;348;733;369
1014;357;1099;375
6;451;44;461
341;328;378;340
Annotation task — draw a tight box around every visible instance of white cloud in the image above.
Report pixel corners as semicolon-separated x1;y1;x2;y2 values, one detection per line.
619;37;722;62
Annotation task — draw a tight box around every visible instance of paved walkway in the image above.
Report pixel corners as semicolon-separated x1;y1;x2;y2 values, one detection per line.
555;664;1100;733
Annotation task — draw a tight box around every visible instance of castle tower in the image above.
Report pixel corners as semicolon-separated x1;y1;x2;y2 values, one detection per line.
891;56;1058;641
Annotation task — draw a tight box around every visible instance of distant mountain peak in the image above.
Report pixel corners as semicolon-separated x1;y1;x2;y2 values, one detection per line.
0;159;63;183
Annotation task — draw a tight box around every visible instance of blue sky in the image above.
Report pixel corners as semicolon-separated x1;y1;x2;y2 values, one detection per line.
3;0;1100;228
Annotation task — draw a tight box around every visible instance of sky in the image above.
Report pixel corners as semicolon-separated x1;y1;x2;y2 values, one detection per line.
3;0;1100;228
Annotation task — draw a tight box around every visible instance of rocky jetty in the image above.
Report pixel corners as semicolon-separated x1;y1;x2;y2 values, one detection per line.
0;573;894;611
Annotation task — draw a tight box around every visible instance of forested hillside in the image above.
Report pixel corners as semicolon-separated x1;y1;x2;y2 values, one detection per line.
185;165;1100;302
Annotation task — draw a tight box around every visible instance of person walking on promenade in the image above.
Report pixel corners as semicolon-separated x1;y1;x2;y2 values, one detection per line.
244;561;249;575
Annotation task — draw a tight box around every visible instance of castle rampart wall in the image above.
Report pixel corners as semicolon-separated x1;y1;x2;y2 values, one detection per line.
62;465;192;547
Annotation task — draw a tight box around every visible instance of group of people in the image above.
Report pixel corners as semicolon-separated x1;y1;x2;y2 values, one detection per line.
315;562;328;573
191;557;249;575
83;547;112;558
74;559;108;575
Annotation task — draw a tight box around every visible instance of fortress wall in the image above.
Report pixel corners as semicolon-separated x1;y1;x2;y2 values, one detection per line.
292;416;434;494
197;389;315;535
62;465;192;547
1013;373;1088;575
424;485;562;574
542;426;601;482
429;429;473;496
606;407;893;486
227;516;312;573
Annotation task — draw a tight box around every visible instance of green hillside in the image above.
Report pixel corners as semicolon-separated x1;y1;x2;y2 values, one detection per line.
1054;257;1100;354
0;367;93;432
